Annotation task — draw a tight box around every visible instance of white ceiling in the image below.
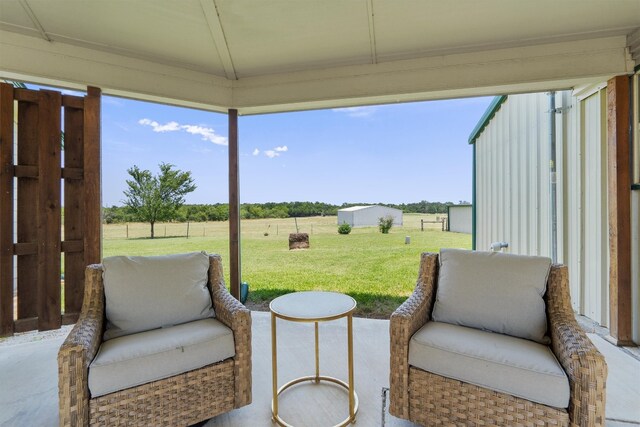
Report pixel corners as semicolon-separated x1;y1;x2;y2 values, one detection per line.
0;0;639;113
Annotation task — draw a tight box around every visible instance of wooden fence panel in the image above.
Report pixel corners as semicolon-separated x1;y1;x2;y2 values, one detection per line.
37;90;62;331
0;83;14;336
0;85;100;337
17;97;39;319
84;87;102;265
63;104;85;316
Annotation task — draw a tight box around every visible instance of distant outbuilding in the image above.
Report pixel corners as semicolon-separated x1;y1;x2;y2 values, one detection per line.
447;204;472;234
337;205;403;228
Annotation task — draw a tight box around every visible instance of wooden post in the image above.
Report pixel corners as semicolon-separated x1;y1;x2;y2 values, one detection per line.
63;101;85;316
37;90;62;331
228;109;241;300
606;75;633;346
84;87;101;265
421;219;424;231
17;95;39;320
0;83;14;336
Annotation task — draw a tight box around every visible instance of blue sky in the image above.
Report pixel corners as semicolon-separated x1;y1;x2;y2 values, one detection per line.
99;95;493;206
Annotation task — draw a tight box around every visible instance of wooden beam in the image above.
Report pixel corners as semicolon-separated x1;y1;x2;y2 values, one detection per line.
606;75;633;346
37;89;62;331
16;99;39;320
14;165;38;178
63;104;85;315
83;87;102;265
13;243;37;256
61;167;83;180
228;109;241;300
0;83;15;337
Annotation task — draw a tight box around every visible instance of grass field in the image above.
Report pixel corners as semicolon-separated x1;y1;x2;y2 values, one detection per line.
103;213;471;317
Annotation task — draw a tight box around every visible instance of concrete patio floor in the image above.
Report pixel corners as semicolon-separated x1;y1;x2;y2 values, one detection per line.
0;311;638;426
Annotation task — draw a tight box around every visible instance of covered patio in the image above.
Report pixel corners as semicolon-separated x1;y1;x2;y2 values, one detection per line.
1;1;640;426
1;312;639;426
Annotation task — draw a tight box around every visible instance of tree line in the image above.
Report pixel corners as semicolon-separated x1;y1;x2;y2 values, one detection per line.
104;200;466;224
115;162;469;237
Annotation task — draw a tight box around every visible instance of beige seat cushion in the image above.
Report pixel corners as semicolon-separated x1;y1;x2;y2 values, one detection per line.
88;318;235;397
432;248;551;343
409;322;569;408
102;252;214;340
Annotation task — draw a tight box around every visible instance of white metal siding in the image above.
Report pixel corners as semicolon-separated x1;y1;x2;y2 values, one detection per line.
337;211;353;226
632;190;640;343
580;90;609;326
562;91;583;312
475;90;610;326
337;206;403;227
475;93;551;256
448;206;472;234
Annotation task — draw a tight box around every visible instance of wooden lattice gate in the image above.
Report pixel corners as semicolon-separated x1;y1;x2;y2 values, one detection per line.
0;83;101;337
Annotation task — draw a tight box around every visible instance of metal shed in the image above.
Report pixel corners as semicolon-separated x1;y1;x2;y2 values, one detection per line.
469;88;612;327
337;205;403;228
447;205;472;234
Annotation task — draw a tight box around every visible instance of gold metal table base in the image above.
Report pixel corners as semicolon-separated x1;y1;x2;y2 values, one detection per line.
270;375;359;427
270;292;358;427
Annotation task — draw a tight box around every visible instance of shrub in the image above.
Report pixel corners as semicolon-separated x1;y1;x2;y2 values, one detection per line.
338;223;352;235
378;216;394;234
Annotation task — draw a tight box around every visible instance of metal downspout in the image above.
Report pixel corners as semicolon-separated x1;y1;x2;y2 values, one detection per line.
549;92;558;263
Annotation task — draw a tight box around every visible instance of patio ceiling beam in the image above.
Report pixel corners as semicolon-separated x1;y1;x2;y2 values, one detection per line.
0;30;232;113
199;0;238;80
233;36;635;114
0;31;634;114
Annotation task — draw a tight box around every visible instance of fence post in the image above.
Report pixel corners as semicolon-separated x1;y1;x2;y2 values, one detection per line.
186;221;190;238
126;223;129;239
421;219;424;232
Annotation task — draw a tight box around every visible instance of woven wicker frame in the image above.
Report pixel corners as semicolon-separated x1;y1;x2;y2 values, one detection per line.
58;254;252;427
390;252;607;427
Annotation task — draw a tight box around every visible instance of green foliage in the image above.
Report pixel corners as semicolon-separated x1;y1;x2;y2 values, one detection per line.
104;200;465;224
123;163;196;238
378;215;394;234
102;215;472;317
337;222;352;235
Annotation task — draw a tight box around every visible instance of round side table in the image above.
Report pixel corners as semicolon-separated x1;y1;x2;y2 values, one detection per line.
269;291;358;427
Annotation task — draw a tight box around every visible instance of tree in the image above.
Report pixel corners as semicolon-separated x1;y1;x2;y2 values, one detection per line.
123;163;196;238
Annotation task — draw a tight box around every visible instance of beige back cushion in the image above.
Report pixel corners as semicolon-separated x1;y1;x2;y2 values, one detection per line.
432;249;551;344
102;252;214;340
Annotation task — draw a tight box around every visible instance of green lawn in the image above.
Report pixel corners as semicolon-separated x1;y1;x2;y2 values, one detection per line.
103;214;471;318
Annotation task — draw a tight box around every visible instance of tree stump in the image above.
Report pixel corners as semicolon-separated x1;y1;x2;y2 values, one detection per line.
289;233;309;250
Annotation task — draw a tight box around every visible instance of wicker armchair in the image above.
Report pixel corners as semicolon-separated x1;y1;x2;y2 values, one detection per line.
390;252;607;427
58;254;252;427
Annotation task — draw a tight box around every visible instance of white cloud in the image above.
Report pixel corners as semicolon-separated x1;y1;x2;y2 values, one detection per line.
139;118;228;146
264;150;279;158
252;148;260;156
138;119;180;132
181;124;228;146
274;145;288;152
332;106;377;118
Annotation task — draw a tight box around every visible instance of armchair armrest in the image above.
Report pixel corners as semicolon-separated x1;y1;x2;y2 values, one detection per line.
208;255;252;408
389;252;439;419
546;265;607;427
58;264;105;427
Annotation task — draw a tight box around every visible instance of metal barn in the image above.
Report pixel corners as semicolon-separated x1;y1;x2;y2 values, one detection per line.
470;85;640;342
447;205;472;234
337;205;403;228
